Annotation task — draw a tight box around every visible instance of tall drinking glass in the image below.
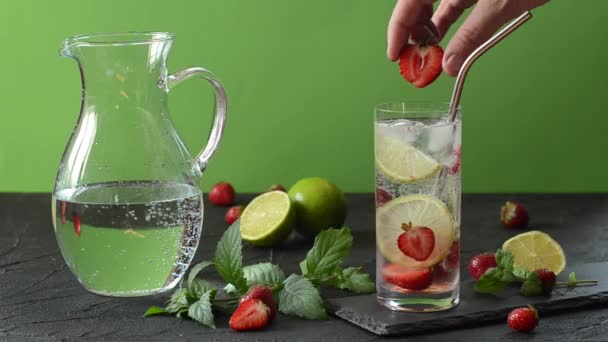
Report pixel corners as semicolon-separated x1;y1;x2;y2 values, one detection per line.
375;102;461;312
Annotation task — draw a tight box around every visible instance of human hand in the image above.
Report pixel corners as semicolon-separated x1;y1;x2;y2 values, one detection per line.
387;0;549;76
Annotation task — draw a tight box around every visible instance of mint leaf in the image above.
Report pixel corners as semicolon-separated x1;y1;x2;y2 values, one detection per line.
520;272;543;296
223;283;237;295
337;267;375;293
299;260;308;274
303;227;352;277
214;221;247;294
188;290;215;328
513;267;531;280
474;268;508;294
279;274;327;320
143;306;169;317
166;288;190;313
188;261;213;288
569;272;577;287
243;262;285;288
495;249;514;273
189;279;215;299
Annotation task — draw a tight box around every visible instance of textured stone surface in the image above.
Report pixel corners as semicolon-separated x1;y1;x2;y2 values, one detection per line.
0;193;607;341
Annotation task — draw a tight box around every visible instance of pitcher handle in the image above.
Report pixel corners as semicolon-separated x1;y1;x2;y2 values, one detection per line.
166;67;227;172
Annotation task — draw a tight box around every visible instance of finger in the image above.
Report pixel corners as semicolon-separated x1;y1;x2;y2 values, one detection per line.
432;0;477;39
387;0;436;61
443;0;550;76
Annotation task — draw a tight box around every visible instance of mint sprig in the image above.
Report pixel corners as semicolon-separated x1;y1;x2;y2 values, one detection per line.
144;223;373;328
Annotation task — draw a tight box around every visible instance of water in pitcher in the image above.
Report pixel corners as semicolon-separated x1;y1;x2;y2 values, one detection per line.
52;181;202;297
375;115;461;311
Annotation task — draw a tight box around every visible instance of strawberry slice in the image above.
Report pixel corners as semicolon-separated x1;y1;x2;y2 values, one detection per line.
399;44;444;88
397;223;435;261
375;188;392;208
73;213;81;237
382;263;432;290
229;299;271;332
60;201;67;224
240;286;277;320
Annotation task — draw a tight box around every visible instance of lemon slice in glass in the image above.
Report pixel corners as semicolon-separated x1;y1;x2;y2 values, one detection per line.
502;231;566;274
240;191;295;247
376;194;454;269
376;138;440;183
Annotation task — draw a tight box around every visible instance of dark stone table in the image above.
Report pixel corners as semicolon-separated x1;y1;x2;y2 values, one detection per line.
1;193;607;341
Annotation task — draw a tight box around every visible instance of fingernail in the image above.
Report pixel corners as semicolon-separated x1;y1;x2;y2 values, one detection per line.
445;54;464;76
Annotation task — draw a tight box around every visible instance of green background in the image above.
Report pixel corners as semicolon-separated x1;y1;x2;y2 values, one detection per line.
0;1;606;193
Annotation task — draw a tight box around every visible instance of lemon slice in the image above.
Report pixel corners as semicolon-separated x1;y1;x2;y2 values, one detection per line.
240;191;295;247
377;194;454;269
376;137;440;183
502;231;566;274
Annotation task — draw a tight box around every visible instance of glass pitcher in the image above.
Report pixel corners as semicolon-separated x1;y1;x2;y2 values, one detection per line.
51;32;227;297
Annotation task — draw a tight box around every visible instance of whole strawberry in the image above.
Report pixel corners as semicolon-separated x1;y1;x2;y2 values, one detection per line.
534;268;556;295
507;305;539;333
225;205;245;225
468;253;497;280
500;201;529;228
240;285;277;320
209;182;235;206
265;184;286;192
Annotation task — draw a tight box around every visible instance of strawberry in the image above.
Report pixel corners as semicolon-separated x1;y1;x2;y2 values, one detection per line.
507;305;539;333
265;184;286;192
500;201;529;229
375;188;392;208
434;240;460;283
60;201;67;224
397;223;435;261
229;299;271;332
73;213;81;237
225;205;245;225
399;43;444;88
209;182;235;207
240;285;277;320
382;264;432;290
468;253;497;280
534;268;556;295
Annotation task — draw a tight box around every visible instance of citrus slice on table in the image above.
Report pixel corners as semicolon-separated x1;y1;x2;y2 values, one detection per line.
240;191;295;247
376;138;440;183
377;194;454;269
502;231;566;275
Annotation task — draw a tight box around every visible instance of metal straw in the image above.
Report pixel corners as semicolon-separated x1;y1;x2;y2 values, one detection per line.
448;11;533;121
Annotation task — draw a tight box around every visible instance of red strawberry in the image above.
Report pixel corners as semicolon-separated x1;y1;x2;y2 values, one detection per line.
507;305;539;333
265;184;286;193
397;223;435;261
225;205;245;225
448;145;462;175
399;43;444;88
500;201;529;228
209;182;235;207
382;264;432;290
375;188;392;208
534;268;556;294
240;286;277;320
73;213;81;237
60;201;67;224
434;240;460;283
468;253;497;280
229;299;271;332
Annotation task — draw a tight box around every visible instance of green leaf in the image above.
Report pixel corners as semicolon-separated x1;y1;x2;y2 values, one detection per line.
303;227;353;277
569;272;577;286
214;221;248;294
474;268;508;294
299;260;308;274
188;261;213;288
243;262;286;288
143;306;169;317
279;274;327;320
223;283;237;295
495;249;514;272
166;288;190;313
189;279;216;300
513;267;531;280
337;267;375;293
188;290;215;328
520;272;543;296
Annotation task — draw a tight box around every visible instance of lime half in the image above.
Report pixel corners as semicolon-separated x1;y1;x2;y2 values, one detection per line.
502;231;566;274
377;194;454;269
376;138;440;183
240;191;295;247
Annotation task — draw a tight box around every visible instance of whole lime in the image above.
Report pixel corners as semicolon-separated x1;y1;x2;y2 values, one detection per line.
288;177;347;237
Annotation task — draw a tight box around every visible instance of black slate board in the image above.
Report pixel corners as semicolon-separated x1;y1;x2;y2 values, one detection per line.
327;262;608;336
